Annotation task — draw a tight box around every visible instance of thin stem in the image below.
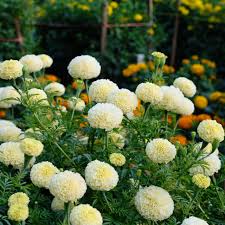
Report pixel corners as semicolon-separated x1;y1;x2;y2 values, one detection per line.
85;80;90;104
102;192;113;212
104;131;108;151
143;103;151;121
185;189;201;215
165;111;169;138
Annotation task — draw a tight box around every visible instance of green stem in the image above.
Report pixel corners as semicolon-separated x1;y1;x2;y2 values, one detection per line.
102;192;113;212
185;189;201;215
143;103;151;121
62;202;73;225
85;80;90;104
165;111;169;138
104;131;108;151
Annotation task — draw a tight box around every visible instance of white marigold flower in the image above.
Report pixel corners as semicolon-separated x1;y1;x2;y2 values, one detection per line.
68;55;101;79
8;192;30;207
173;77;196;97
27;88;49;106
107;88;138;114
49;170;87;202
20;138;44;157
0;86;21;108
176;98;195;116
70;204;103;225
89;79;119;103
135;82;163;105
0;59;23;80
8;204;29;222
135;186;174;221
109;153;126;166
30;161;59;189
197;120;224;143
0;142;24;169
87;103;123;131
0;126;22;142
68;97;85;112
51;197;64;211
20;54;43;73
189;151;221;176
0;119;16;128
192;174;211;189
108;132;125;149
146;138;177;164
158;86;184;114
85;160;119;191
44;82;65;96
181;216;209;225
38;54;53;68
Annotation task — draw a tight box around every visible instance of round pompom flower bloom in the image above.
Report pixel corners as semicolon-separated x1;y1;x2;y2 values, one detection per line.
135;82;163;105
8;192;29;207
197;120;224;143
27;88;49;106
181;216;209;225
176;98;195;116
38;54;53;68
8;205;29;222
135;186;174;221
107;88;138;114
0;142;24;169
0;59;23;80
85;160;119;191
49;170;87;202
192;174;211;189
0;119;16;128
109;153;126;166
146;138;177;164
20;138;43;157
68;97;85;112
68;55;101;79
30;161;59;189
51;197;64;211
44;82;65;96
173;77;196;97
0;86;21;108
0;125;22;142
194;95;208;109
191;64;205;76
20;54;43;73
70;204;103;225
87;103;123;131
89;79;119;103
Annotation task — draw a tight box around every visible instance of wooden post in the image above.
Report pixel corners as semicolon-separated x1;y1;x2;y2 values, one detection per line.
170;0;180;66
148;0;154;53
101;1;109;54
14;18;23;46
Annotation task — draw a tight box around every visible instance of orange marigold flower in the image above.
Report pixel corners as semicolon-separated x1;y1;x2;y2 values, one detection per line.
137;63;147;70
45;74;58;82
122;68;132;77
148;61;155;71
209;91;222;101
191;64;205;76
191;55;199;60
80;93;90;104
178;115;194;129
170;135;188;145
197;114;212;121
0;110;6;118
56;97;69;108
182;59;190;65
72;81;85;90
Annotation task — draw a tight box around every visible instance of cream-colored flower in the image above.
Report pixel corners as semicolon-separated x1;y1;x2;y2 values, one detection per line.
197;120;224;143
109;153;126;166
68;97;85;111
0;142;24;169
107;88;138;114
20;138;43;157
68;55;101;79
176;98;195;115
0;125;22;142
51;197;64;211
27;88;49;106
135;186;174;221
8;205;29;222
8;192;29;207
49;170;87;202
146;138;177;164
85;160;119;191
70;204;103;225
38;54;53;68
20;54;43;73
30;161;59;189
192;174;211;189
0;59;23;80
173;77;196;97
181;216;209;225
87;103;123;131
0;119;16;128
0;86;21;108
89;79;119;103
108;132;125;149
135;82;163;105
44;82;65;96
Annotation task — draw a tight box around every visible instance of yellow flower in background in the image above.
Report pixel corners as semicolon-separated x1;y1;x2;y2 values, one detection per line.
179;6;189;15
109;153;126;166
110;1;119;9
78;4;90;11
134;14;143;22
107;5;113;16
147;28;155;36
191;55;199;60
182;59;190;64
214;5;222;12
204;3;213;12
209;91;222;101
191;64;205;76
194;95;208;109
137;63;147;70
192;174;211;189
